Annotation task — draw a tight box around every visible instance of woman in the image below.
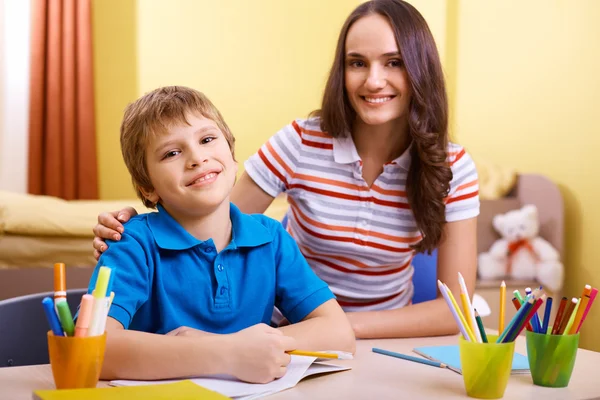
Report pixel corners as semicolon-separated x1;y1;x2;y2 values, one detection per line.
93;0;479;339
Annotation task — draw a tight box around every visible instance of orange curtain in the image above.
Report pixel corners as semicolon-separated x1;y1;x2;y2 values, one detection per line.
28;0;98;199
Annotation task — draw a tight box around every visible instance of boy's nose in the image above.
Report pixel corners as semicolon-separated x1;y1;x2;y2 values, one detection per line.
187;157;208;169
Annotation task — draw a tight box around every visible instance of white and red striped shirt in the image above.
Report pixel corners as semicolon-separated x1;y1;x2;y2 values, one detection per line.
245;118;479;311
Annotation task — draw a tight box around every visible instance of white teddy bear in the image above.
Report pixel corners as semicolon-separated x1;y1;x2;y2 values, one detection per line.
478;204;564;293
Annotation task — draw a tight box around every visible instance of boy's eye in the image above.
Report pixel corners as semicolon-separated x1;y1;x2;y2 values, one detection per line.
201;136;216;144
162;150;180;159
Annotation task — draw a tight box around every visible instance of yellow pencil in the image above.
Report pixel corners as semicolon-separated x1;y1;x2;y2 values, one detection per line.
287;350;346;359
460;292;474;333
499;280;506;333
445;284;476;342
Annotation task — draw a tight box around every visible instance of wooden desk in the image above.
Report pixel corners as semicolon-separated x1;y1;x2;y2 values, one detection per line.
2;334;599;400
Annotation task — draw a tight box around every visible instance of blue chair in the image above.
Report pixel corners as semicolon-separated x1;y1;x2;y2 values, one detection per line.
0;289;86;367
411;249;438;304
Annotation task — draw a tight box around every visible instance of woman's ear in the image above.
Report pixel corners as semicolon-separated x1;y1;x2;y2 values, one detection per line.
139;186;160;205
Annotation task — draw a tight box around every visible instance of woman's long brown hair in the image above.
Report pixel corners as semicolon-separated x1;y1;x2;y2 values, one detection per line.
312;0;451;254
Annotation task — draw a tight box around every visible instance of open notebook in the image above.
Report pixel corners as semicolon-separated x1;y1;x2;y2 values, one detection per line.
413;345;530;375
111;354;351;399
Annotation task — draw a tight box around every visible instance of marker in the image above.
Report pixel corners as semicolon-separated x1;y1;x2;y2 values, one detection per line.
74;294;94;337
53;263;66;306
87;266;111;336
56;301;75;337
42;297;64;336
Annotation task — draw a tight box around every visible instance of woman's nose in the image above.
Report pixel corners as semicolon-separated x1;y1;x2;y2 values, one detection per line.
365;66;386;91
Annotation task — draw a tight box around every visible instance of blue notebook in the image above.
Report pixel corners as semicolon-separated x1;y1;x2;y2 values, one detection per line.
412;345;530;375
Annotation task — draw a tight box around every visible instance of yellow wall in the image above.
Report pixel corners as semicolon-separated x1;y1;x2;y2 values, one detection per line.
453;1;600;351
136;0;361;173
92;0;138;200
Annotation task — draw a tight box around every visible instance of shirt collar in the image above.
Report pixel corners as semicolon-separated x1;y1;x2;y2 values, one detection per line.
148;203;273;251
333;135;361;164
333;135;412;171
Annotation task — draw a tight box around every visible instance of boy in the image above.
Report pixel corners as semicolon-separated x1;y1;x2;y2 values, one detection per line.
88;86;355;383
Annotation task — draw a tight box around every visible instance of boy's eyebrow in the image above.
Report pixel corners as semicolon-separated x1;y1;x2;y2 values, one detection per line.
346;51;401;58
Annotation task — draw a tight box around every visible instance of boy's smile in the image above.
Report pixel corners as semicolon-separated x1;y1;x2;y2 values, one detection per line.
141;113;237;221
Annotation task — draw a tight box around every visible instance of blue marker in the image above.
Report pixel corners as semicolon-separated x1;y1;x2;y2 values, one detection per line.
42;297;64;336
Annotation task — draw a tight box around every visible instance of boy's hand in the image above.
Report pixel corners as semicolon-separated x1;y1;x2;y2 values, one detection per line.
166;326;215;337
226;323;297;384
92;207;138;260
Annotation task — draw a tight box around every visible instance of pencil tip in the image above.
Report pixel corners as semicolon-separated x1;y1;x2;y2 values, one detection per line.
501;280;506;287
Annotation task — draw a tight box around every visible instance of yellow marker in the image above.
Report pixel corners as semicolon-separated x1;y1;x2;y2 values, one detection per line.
445;284;476;342
569;285;591;334
499;281;506;333
87;266;112;336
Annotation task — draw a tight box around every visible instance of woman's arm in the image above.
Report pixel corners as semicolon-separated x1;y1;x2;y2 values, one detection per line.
278;299;356;353
231;172;276;214
102;318;297;383
345;217;478;338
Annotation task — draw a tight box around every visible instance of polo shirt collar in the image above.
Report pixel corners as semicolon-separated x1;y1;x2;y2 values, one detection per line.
333;135;361;165
148;203;272;250
333;134;412;171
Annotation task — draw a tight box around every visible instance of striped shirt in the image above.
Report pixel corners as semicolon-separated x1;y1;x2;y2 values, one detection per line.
245;118;479;312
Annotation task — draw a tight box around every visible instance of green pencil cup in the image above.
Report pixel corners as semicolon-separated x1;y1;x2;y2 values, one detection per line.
459;335;514;399
526;331;579;387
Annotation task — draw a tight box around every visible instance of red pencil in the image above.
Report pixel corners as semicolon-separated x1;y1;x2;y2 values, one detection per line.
512;297;533;331
510;295;546;341
551;297;568;335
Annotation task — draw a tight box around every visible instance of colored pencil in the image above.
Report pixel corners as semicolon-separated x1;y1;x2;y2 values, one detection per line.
511;297;533;331
438;280;472;341
551;297;568;335
459;272;481;342
542;297;553;334
475;309;488;343
498;297;533;343
576;287;598;333
514;289;524;304
372;348;447;369
507;295;546;342
556;298;578;335
564;299;581;335
499;281;506;334
288;350;351;359
444;283;476;342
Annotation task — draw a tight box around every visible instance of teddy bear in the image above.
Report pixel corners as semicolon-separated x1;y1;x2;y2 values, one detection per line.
478;204;564;293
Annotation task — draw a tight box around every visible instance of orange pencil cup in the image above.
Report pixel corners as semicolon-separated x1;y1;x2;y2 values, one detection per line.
459;335;515;399
47;331;107;389
526;331;579;387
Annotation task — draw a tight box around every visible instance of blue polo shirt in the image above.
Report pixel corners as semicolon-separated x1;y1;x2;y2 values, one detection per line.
87;203;335;334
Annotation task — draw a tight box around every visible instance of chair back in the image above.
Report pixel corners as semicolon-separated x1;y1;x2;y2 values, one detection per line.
412;250;438;304
0;288;86;367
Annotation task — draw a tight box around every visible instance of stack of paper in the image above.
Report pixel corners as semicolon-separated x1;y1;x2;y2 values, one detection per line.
111;355;351;399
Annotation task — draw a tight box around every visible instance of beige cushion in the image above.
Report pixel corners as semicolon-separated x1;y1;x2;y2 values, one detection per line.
0;191;151;238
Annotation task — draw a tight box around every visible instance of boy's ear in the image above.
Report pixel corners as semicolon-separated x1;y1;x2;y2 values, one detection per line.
139;186;160;205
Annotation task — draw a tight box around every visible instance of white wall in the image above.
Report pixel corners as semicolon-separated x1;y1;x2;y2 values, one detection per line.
0;0;30;193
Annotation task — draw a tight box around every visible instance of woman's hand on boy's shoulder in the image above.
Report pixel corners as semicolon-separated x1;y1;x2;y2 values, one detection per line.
166;326;216;337
225;323;297;384
93;206;139;260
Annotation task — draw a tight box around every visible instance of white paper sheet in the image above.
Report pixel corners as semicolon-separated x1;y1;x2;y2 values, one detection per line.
111;355;351;399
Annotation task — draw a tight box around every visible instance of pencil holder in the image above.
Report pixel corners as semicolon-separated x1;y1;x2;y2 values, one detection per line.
47;331;107;389
459;335;514;399
526;331;579;388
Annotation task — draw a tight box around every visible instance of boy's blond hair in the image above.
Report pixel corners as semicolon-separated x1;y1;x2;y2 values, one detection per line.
120;86;235;208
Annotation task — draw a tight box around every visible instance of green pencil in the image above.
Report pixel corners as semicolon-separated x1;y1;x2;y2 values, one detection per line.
475;309;488;343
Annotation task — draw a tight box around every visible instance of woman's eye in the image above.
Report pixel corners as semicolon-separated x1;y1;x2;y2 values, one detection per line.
389;59;403;67
201;136;215;144
349;60;365;68
163;150;180;159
